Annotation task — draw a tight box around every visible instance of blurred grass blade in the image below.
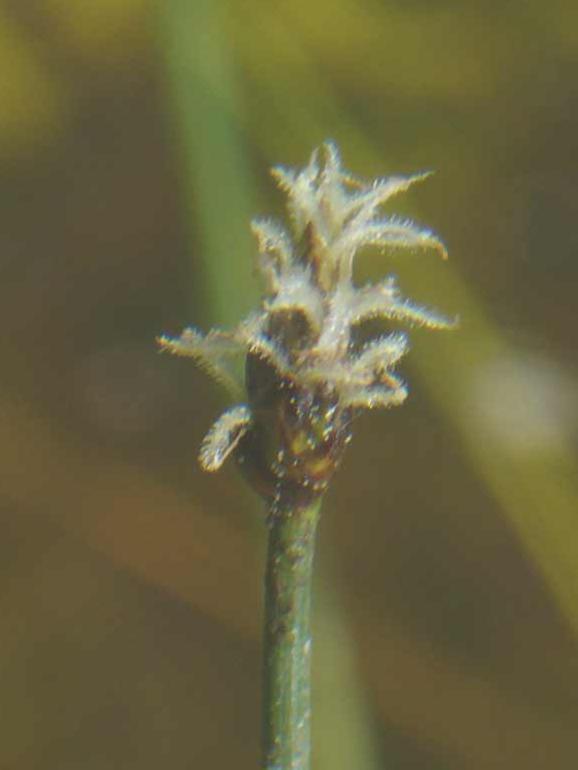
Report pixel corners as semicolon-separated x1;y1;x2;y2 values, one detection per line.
160;0;257;327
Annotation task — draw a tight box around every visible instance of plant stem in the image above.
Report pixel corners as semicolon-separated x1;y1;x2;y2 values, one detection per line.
262;498;322;770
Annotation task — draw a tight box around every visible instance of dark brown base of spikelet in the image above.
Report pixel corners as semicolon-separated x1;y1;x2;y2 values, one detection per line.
236;353;353;516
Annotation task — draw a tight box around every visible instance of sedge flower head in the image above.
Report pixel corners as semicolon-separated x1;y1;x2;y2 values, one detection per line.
159;142;453;511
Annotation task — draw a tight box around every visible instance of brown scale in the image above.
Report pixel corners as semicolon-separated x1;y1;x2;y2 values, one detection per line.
236;350;352;514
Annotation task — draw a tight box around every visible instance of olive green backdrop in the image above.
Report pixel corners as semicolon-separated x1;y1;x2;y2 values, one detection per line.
1;1;577;768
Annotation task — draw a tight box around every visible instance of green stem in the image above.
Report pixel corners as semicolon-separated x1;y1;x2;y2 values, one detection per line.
262;499;321;770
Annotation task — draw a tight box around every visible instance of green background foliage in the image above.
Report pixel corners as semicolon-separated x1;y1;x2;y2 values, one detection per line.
1;1;577;767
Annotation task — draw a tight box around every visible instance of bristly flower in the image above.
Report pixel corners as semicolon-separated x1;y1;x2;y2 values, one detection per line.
159;142;453;512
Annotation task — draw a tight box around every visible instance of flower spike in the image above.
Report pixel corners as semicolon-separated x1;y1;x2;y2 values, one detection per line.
159;142;453;511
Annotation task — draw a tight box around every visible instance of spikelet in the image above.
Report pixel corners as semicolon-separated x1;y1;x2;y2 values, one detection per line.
159;142;454;508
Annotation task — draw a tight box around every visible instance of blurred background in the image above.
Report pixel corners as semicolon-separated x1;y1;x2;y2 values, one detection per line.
1;0;577;767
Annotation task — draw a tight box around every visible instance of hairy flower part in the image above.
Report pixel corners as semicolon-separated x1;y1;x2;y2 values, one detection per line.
159;142;453;511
